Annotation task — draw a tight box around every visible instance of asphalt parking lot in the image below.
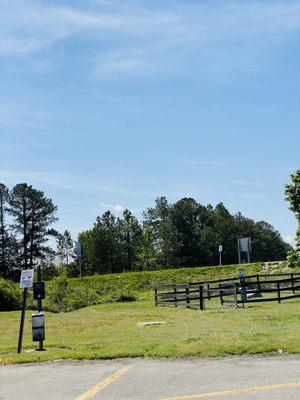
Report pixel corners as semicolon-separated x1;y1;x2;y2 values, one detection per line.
1;356;300;400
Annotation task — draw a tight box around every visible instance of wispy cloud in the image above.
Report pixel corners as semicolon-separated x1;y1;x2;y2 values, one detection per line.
234;179;266;188
1;1;299;78
99;202;125;212
0;169;155;197
283;235;296;247
182;159;227;167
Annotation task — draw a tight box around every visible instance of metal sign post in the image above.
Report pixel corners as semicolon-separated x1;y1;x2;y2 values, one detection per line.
17;269;34;353
34;265;45;351
219;245;223;267
76;242;82;278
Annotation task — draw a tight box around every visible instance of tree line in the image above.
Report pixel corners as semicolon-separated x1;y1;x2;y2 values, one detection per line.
78;196;291;275
1;177;297;279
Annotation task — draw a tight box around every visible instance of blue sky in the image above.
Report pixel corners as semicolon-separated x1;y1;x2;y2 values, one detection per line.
0;0;299;246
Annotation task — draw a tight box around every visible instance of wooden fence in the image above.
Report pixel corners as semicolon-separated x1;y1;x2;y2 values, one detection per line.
154;272;300;310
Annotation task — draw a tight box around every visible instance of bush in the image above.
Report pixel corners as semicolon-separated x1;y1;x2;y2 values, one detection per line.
47;273;69;311
287;250;300;269
0;279;22;311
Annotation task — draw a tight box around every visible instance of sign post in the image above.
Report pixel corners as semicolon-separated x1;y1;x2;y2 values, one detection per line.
218;245;223;267
17;269;34;353
33;265;45;351
76;242;82;278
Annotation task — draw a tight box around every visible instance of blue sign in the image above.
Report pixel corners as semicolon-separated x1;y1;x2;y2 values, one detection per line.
76;242;82;259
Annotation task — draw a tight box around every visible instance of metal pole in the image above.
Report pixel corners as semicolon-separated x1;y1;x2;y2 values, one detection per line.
36;265;44;351
79;258;82;278
219;251;222;267
237;238;241;264
17;288;27;354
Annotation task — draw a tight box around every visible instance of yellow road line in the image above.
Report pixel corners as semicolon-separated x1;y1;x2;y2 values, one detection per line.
160;382;300;400
74;365;131;400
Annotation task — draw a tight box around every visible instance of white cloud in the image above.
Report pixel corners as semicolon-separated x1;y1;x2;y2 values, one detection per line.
1;0;300;78
283;235;296;247
99;202;125;212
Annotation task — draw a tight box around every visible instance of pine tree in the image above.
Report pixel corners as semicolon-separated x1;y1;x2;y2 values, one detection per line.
8;183;58;269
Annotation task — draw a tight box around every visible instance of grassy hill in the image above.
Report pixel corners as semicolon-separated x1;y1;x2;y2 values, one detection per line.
0;261;293;313
43;261;293;312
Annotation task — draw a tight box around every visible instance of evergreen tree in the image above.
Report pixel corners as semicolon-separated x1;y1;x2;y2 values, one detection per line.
138;224;157;270
143;196;172;267
8;183;58;269
119;209;142;270
0;184;17;277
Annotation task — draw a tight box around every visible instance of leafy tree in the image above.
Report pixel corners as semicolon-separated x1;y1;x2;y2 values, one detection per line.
285;169;300;266
57;230;74;266
8;183;58;269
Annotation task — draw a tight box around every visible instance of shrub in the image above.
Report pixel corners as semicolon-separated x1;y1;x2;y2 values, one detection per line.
0;279;22;311
287;250;300;269
47;273;69;311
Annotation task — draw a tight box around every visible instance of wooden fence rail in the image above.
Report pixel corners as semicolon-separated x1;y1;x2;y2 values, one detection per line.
154;273;300;310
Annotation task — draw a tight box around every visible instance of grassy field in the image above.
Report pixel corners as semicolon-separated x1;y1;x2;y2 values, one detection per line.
1;296;300;365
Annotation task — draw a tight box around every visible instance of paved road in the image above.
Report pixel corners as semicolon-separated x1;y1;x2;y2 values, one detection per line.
1;356;300;400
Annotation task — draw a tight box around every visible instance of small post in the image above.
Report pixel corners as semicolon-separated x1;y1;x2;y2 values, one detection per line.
199;285;204;311
17;288;27;354
256;274;261;292
219;283;224;306
277;281;281;304
207;283;211;301
219;244;223;267
174;285;178;307
291;273;295;294
154;287;158;306
186;286;190;308
234;283;238;308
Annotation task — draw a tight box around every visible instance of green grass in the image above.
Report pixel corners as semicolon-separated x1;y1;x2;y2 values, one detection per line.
43;261;294;311
1;297;300;364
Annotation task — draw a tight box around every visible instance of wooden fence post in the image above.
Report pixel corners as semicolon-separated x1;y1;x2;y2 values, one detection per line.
199;285;204;311
186;286;190;308
154;287;158;306
291;273;295;294
277;281;281;304
174;285;178;307
207;283;211;300
219;283;224;306
256;274;261;292
234;283;238;308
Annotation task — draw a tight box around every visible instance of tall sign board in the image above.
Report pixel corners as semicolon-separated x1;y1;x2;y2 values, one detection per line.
237;237;251;264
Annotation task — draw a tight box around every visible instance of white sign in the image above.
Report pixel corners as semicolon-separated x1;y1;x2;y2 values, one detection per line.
20;269;34;289
219;245;223;252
